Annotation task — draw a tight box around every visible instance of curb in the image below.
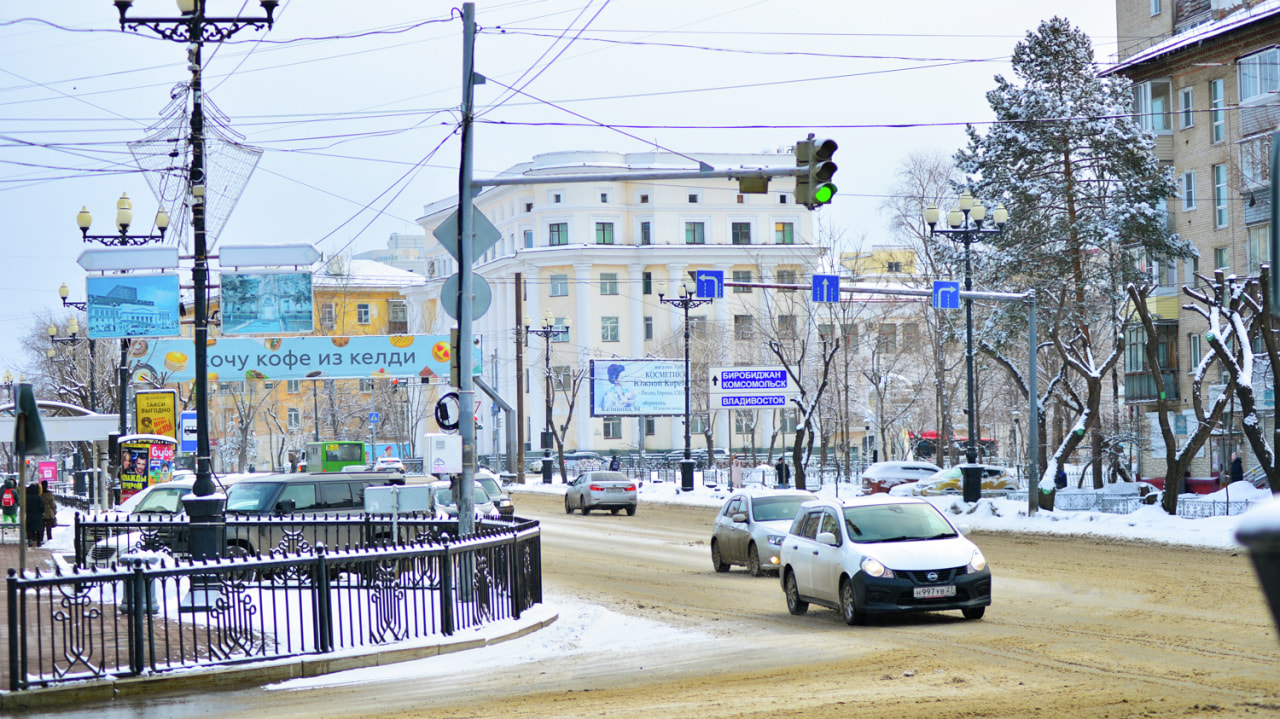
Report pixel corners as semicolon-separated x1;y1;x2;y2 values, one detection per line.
0;607;558;712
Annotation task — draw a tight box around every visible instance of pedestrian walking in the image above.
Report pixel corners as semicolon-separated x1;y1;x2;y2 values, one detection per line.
608;454;621;472
25;482;43;547
775;458;791;488
41;479;56;541
1229;451;1243;486
1;477;17;524
730;455;743;489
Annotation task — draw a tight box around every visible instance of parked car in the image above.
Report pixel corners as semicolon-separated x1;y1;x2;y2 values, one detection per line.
859;461;943;494
475;468;514;518
87;475;248;567
564;470;637;516
375;456;406;472
779;496;991;624
711;490;816;576
887;465;1018;497
427;479;499;520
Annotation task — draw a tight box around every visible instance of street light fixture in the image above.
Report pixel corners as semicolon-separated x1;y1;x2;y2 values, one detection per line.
524;311;569;484
925;191;1009;502
77;193;169;245
48;316;97;413
658;278;712;492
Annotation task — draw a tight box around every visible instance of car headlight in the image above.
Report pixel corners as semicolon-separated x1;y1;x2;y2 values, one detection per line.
766;535;784;547
967;549;987;573
860;556;895;579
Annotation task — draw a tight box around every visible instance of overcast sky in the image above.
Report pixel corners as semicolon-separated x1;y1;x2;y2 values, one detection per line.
0;0;1120;374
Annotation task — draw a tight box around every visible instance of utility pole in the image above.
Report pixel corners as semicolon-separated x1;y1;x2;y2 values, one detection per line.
454;3;480;534
515;273;526;482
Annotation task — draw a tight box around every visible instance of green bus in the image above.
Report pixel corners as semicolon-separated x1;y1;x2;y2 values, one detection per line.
304;441;366;473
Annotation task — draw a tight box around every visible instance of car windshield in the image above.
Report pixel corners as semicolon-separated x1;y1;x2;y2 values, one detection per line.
432;483;490;507
477;476;502;497
225;482;279;513
133;487;188;514
842;503;957;543
751;495;811;522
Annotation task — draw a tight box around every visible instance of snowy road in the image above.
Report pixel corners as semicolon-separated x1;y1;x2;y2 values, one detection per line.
35;491;1280;718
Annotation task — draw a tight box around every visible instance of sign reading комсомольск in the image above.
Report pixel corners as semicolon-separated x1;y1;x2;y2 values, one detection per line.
126;335;483;383
708;365;800;409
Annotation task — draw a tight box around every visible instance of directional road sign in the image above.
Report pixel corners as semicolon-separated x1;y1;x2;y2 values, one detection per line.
811;274;840;303
432;205;502;263
708;365;798;409
695;270;724;299
933;280;961;309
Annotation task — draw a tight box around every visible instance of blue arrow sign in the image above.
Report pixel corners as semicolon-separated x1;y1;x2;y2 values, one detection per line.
811;274;840;303
695;270;724;299
932;280;961;309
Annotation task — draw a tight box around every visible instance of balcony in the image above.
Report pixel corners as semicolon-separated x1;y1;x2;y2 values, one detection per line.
1125;370;1181;403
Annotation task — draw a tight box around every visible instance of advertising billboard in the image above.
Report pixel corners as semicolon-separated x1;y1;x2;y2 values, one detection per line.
135;389;178;439
128;334;483;383
118;435;176;500
588;359;686;417
85;273;180;339
220;271;314;335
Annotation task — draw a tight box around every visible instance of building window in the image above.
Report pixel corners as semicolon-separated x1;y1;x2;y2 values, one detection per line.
320;302;336;330
736;194;745;204
595;222;614;244
550;273;568;297
1132;79;1172;132
734;410;752;434
688;193;700;204
640;221;651;245
877;324;897;354
359;378;374;393
1184;255;1199;288
600;272;619;295
553;193;562;204
1180;87;1194;129
387;300;407;334
356;303;371;325
732;270;753;292
1210;78;1225;144
735;315;753;340
1189;334;1201;370
901;323;919;348
1182;171;1197;211
691;413;709;434
523;229;534;248
287;407;301;431
1213;163;1229;228
644;417;655;436
603;416;622;439
776;269;796;289
600;192;610;203
1241;135;1272;189
779;315;796;339
524;202;533;212
779;194;788;204
642;271;653;295
818;323;834;341
601;316;620;342
685;222;705;244
287;380;301;394
842;323;858;348
775;222;794;244
640;194;649;204
1214;246;1229;270
731;222;752;245
551;365;571;390
644;316;653;341
780;410;797;433
887;261;903;273
552;318;570;343
1150;0;1161;14
549;222;568;245
1239;48;1280;104
1248;225;1270;274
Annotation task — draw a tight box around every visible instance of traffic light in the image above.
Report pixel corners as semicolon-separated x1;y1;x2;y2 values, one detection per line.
794;134;838;209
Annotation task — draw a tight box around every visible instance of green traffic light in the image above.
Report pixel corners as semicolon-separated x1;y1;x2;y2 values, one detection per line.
813;183;836;204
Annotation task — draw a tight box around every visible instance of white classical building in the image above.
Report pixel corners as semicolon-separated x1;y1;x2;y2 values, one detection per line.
402;150;828;458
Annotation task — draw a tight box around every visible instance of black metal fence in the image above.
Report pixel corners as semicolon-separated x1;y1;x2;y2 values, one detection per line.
7;517;541;691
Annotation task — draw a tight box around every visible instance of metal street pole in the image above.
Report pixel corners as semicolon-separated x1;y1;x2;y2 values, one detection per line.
659;282;711;492
524;316;558;484
455;2;479;534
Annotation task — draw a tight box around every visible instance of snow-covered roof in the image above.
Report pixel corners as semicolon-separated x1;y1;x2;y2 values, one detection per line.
1107;0;1280;74
310;258;426;288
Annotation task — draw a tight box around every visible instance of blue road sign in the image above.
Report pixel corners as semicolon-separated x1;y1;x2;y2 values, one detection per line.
180;411;197;453
933;280;961;309
717;395;787;408
811;274;840;303
369;412;380;423
695;270;724;299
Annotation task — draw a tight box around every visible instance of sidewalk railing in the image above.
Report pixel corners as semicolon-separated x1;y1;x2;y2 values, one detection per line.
7;517;541;691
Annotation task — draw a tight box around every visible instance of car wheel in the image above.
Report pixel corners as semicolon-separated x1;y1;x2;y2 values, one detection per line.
784;570;808;615
840;577;864;626
582;505;591;515
962;606;986;620
747;544;763;577
710;540;729;573
564;496;573;514
224;542;258;582
611;508;620;515
625;506;636;516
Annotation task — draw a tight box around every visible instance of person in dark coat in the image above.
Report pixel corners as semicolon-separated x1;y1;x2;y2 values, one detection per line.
25;482;43;547
1;478;17;524
775;458;791;488
41;479;56;541
609;454;621;472
1229;452;1243;486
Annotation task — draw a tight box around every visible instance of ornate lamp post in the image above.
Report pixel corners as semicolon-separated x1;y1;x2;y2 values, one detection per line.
47;317;96;412
925;191;1008;502
659;279;712;492
524;312;569;484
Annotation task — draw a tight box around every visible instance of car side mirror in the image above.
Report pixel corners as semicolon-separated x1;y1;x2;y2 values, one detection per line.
275;499;296;515
731;512;748;523
817;531;839;546
956;523;972;535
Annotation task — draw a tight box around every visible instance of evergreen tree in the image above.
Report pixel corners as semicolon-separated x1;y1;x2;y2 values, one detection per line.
955;17;1192;489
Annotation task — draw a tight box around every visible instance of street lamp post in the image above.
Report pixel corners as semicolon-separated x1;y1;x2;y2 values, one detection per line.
3;372;23;474
926;191;1008;502
524;312;568;484
659;279;712;492
47;317;96;413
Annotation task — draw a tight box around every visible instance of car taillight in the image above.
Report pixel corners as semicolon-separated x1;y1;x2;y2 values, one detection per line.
624;484;635;491
590;484;604;491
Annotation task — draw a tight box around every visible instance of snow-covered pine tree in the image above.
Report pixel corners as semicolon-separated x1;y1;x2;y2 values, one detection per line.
955;16;1193;490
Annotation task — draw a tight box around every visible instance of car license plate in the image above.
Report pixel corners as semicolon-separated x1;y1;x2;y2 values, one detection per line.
606;487;622;492
914;585;956;599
